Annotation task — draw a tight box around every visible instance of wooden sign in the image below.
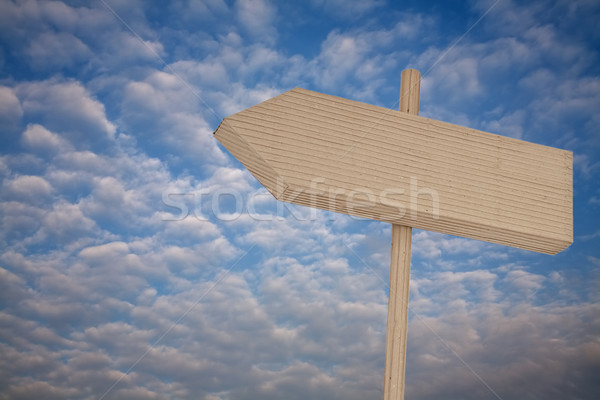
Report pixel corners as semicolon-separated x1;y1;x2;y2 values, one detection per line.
213;69;573;400
214;85;572;254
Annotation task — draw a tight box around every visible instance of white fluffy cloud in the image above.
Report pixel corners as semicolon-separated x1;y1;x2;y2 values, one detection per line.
236;0;276;42
16;79;116;147
25;31;92;70
0;86;23;136
20;124;74;160
121;70;227;167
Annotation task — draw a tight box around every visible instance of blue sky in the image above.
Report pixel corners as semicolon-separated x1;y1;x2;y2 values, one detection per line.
0;0;599;399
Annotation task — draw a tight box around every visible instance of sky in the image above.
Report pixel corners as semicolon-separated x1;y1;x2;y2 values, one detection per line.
0;0;599;399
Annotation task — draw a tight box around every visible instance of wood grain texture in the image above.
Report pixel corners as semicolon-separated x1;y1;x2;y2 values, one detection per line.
214;87;573;254
399;69;420;115
384;224;412;400
383;68;419;400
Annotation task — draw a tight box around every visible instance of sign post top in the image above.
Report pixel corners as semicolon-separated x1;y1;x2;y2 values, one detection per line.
214;86;572;254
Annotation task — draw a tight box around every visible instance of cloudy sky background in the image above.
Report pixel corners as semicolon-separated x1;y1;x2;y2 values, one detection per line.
1;0;599;399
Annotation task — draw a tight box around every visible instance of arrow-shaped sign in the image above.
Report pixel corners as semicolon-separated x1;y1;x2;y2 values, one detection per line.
214;79;572;255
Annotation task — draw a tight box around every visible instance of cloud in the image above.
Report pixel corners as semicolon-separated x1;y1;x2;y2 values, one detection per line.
0;0;153;75
2;175;53;203
21;124;71;155
481;109;525;139
169;48;289;114
0;201;45;250
1;236;599;400
0;86;23;136
16;79;116;148
25;31;92;70
121;70;227;167
33;200;99;246
209;81;283;116
309;0;384;20
170;59;229;89
79;176;151;231
412;230;486;260
170;0;229;24
405;265;600;400
235;0;277;43
504;269;544;295
307;17;432;99
1;244;383;399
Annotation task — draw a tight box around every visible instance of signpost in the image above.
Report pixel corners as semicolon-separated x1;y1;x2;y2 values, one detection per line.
214;69;573;399
383;68;420;400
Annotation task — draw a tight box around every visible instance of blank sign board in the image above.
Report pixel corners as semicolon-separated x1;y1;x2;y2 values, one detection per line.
214;87;572;254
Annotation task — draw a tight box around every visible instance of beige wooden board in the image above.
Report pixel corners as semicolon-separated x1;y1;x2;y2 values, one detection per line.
214;87;573;254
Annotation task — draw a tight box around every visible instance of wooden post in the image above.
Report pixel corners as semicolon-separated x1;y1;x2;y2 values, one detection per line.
383;69;420;400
